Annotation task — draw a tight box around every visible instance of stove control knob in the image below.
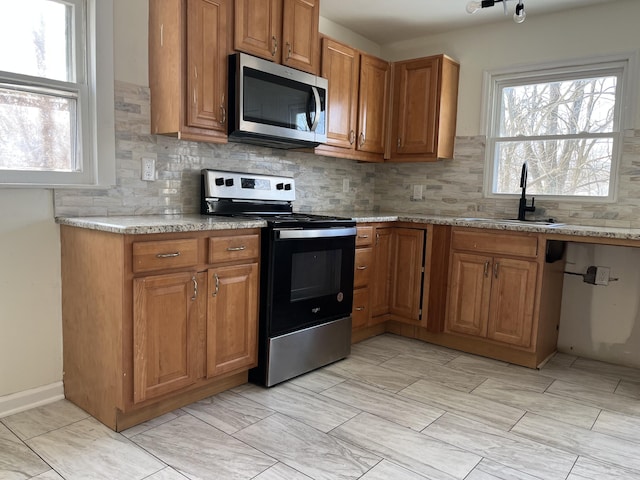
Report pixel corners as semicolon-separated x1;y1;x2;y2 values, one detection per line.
276;183;284;190
225;178;234;187
215;177;224;186
284;183;292;191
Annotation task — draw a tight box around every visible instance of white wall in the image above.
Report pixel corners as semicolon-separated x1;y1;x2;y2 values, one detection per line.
559;244;640;367
319;16;382;57
0;190;61;397
382;0;640;136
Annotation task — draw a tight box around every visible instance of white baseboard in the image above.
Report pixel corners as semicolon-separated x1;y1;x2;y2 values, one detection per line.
0;382;64;418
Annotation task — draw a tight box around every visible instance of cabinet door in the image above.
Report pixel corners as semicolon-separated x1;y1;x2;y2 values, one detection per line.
321;38;359;149
234;0;282;61
133;271;200;404
358;54;390;155
370;227;393;319
446;252;491;337
207;263;259;377
187;0;228;131
281;0;319;73
391;56;440;157
487;257;538;347
390;228;425;322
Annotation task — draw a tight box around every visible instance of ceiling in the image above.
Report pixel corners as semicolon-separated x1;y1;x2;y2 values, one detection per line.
319;0;621;45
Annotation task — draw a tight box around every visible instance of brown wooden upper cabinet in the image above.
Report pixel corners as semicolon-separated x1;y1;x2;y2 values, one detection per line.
388;55;460;161
149;0;230;143
234;0;320;74
315;37;390;162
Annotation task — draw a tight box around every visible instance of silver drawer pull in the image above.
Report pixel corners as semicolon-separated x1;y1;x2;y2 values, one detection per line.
356;265;367;270
357;234;369;239
156;252;180;258
226;246;246;252
354;307;365;311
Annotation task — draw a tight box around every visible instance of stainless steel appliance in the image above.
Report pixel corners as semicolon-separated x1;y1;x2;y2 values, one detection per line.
227;53;328;149
201;169;355;386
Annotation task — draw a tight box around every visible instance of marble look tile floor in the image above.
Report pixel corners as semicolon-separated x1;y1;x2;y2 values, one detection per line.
3;333;640;479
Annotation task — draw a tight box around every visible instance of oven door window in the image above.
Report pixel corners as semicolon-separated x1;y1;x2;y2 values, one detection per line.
270;235;354;336
291;249;341;302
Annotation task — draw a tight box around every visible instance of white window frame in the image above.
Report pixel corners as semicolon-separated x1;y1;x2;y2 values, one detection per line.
481;53;637;202
0;0;114;188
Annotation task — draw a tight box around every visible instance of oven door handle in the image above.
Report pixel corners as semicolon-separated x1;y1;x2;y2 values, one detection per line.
275;227;356;240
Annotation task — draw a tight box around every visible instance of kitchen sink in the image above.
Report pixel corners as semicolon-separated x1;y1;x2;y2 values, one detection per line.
455;217;565;227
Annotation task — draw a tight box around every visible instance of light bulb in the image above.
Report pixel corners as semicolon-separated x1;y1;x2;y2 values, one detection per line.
514;2;526;23
466;1;482;14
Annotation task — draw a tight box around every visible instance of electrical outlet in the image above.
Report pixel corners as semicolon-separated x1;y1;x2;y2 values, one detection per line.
141;157;155;181
412;184;423;200
595;266;610;286
343;178;349;193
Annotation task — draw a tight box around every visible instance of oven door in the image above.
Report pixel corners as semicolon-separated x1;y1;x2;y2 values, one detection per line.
268;226;356;337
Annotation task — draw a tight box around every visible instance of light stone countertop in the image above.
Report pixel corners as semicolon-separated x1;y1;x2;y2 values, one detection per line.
333;211;640;243
56;212;640;243
56;214;266;235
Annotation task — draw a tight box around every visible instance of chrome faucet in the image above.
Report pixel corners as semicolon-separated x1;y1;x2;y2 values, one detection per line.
517;162;536;221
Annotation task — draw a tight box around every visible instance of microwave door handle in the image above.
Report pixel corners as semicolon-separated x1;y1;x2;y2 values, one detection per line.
307;86;321;132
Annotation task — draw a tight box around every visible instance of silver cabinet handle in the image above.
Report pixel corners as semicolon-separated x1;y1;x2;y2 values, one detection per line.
271;35;278;56
354;306;365;311
156;252;180;258
191;276;197;301
220;105;226;126
357;234;369;239
359;132;365;147
349;130;355;145
212;273;220;297
397;137;401;148
484;260;490;277
494;262;500;279
226;246;246;252
376;232;380;246
356;265;367;270
286;41;291;60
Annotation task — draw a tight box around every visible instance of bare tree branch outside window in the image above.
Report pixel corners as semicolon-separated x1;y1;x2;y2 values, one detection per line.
490;69;621;198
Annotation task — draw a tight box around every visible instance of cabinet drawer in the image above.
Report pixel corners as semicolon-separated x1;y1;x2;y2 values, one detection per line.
355;226;374;247
209;234;259;263
132;239;198;273
352;287;370;329
354;247;373;288
451;228;538;258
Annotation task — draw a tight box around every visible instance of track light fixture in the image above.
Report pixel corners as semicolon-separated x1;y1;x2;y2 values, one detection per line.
466;0;527;24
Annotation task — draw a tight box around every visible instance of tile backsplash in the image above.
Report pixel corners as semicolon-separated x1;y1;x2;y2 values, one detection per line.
55;81;640;228
54;81;376;217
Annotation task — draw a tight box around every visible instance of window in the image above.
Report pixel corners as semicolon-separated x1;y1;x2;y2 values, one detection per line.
0;0;114;187
484;57;631;200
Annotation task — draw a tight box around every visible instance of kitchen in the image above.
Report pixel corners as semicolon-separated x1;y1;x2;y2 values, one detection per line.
2;0;640;477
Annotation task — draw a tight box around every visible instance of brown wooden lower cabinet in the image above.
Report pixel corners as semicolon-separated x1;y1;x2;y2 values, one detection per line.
133;271;203;404
207;263;258;377
351;222;564;369
447;252;538;347
61;226;260;431
370;227;393;318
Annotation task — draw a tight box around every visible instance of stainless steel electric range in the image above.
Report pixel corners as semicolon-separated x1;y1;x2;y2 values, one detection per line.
201;169;356;386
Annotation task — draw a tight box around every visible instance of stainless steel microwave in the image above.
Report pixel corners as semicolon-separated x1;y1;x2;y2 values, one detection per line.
228;53;328;149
